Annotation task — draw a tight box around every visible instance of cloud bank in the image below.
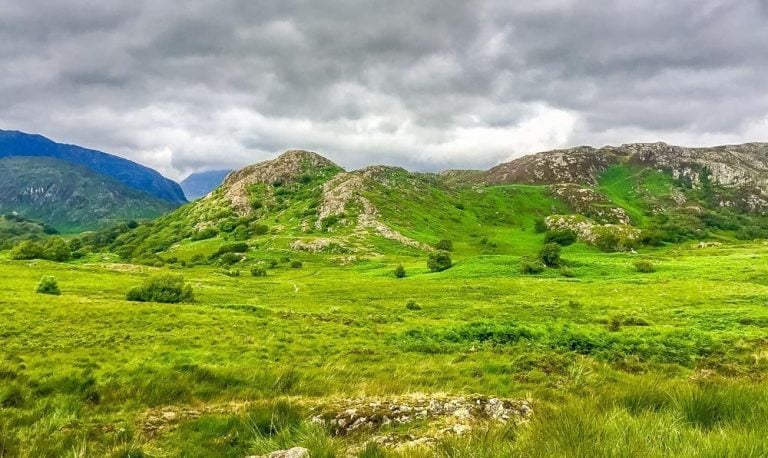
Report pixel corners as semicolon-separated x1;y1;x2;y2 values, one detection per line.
1;0;766;179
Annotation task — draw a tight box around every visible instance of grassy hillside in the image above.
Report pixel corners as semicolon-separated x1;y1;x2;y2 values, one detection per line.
1;241;768;455
0;157;176;232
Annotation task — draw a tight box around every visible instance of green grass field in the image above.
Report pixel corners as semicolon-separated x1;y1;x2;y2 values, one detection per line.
2;238;768;457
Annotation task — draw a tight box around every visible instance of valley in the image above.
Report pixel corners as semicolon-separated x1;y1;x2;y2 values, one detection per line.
2;143;768;456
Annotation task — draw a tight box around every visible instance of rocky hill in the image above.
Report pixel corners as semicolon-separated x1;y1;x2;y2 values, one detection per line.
89;142;768;263
0;156;176;232
483;142;768;212
0;129;186;204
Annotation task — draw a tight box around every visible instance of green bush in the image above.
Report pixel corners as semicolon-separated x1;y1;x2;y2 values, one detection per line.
406;299;422;310
290;260;303;269
633;260;656;273
534;218;548;233
42;238;71;262
251;267;267;277
11;240;44;260
252;224;270;235
545;229;577;246
539;243;561;267
126;274;194;303
211;242;249;258
217;252;243;266
36;276;60;295
268;259;279;268
560;267;576;278
191;227;217;241
520;259;545;275
394;264;406;278
434;239;453;251
427;251;452;272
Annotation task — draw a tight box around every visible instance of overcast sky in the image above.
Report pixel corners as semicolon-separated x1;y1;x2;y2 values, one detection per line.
1;0;767;180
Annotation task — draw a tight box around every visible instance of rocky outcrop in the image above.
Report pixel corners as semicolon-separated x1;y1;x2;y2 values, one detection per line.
550;184;631;224
483;142;768;189
546;214;641;251
483;146;625;185
217;150;342;215
316;167;428;249
249;447;309;458
311;394;533;436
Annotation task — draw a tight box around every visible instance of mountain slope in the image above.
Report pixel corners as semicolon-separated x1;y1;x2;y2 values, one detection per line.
0;129;186;204
92;142;768;264
180;169;232;200
0;156;176;232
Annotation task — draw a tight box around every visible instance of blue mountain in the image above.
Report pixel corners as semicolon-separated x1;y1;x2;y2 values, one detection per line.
180;169;233;200
0;129;186;204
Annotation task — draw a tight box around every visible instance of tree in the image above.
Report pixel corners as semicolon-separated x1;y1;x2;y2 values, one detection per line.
427;251;452;272
539;243;561;267
126;274;194;303
394;265;406;278
43;237;71;262
11;240;44;260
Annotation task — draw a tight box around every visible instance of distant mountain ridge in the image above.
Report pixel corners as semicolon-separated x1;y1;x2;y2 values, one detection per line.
180;169;233;200
0;156;176;232
0;130;186;204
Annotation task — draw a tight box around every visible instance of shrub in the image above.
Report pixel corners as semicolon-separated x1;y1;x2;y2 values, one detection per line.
252;224;269;235
42;237;71;262
36;276;60;295
211;242;249;258
434;239;453;251
268;259;279;268
534;218;548;233
221;269;240;277
520;259;545;275
290;260;303;269
406;299;422;310
539;243;561;267
394;264;406;278
545;229;577;246
11;240;44;260
560;267;576;278
633;260;656;273
251;267;267;277
427;251;452;272
217;252;243;266
126;274;194;303
191;227;217;241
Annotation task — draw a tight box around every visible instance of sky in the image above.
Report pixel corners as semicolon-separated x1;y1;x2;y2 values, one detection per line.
1;0;767;180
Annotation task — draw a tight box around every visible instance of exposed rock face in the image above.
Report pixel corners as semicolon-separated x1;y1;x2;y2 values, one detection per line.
311;394;533;436
483;146;625;185
550;184;631;224
546;214;641;251
484;142;768;189
250;447;309;458
217;150;341;215
316;166;428;249
627;142;768;188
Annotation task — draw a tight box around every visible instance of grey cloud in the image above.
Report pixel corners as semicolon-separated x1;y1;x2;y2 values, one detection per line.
0;0;766;179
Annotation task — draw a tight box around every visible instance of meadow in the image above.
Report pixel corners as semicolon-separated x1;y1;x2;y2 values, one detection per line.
2;239;768;457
